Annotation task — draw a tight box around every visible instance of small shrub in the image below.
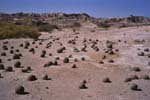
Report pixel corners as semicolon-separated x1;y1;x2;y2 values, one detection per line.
42;74;51;80
131;67;141;72
98;23;111;29
53;61;58;66
63;57;69;63
108;59;114;63
44;61;53;67
0;64;5;70
21;66;31;73
14;61;21;68
27;75;37;81
57;47;66;53
5;66;13;72
99;61;104;64
71;22;81;28
102;77;111;83
81;57;85;61
0;73;2;78
74;58;78;62
15;86;27;95
137;52;145;56
2;45;8;50
124;77;132;82
10;50;14;54
79;80;88;89
13;54;20;59
40;50;46;57
72;64;77;68
0;59;2;63
140;75;150;80
130;75;139;80
29;48;35;53
37;23;58;33
130;83;139;91
144;48;149;52
1;52;6;56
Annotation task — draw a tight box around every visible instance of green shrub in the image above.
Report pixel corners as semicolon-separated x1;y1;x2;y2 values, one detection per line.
98;23;111;29
0;22;40;39
38;24;58;32
70;22;81;28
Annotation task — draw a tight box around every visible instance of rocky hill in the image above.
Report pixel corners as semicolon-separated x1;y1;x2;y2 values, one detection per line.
0;13;150;29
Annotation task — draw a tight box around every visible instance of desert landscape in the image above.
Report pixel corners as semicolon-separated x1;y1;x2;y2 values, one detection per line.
0;13;150;100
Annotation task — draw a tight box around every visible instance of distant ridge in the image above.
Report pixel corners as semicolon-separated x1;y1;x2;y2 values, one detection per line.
0;13;150;28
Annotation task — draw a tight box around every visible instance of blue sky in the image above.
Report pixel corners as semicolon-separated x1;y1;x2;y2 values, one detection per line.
0;0;150;18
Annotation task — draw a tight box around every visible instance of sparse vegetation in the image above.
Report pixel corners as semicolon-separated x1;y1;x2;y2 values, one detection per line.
13;54;20;59
141;75;150;80
124;77;132;82
98;22;111;29
14;61;21;68
0;22;40;39
15;86;28;95
37;22;58;33
0;64;5;70
131;67;141;72
63;57;69;63
79;80;88;89
102;77;111;83
42;74;51;80
5;66;13;72
28;75;37;81
130;83;140;91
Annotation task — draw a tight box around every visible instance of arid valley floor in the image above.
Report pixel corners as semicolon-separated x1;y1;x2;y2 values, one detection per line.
0;25;150;100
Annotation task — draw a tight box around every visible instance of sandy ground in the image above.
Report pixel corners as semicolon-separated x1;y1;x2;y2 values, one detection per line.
0;26;150;100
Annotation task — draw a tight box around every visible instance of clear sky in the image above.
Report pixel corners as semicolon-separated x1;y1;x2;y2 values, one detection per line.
0;0;150;18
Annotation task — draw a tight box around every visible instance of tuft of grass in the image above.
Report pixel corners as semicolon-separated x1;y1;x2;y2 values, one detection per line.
98;23;111;29
0;22;40;39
